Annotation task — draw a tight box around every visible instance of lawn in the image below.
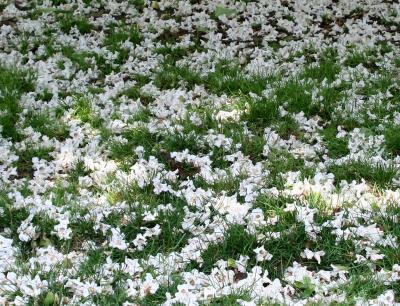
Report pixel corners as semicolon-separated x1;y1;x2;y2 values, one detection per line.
1;0;400;305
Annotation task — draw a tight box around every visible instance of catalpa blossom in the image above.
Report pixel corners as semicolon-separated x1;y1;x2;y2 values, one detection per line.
300;248;326;264
133;233;147;251
17;218;37;242
19;275;48;297
0;235;17;272
53;217;72;240
247;208;266;228
126;279;138;298
109;228;128;250
66;279;102;298
139;274;159;297
253;246;273;262
124;258;143;276
215;194;250;224
214;109;241;122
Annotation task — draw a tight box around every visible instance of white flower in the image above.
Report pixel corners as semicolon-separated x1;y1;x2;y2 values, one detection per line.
20;275;48;297
109;228;128;250
0;235;17;272
133;233;147;251
17;218;36;242
139;274;159;297
214;109;241;122
365;247;385;261
126;279;138;297
254;246;273;262
53;218;72;240
215;194;249;224
247;208;266;227
300;248;325;264
124;258;143;276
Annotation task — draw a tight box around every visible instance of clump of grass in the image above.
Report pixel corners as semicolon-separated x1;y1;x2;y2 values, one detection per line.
341;273;388;302
153;59;277;94
108;127;158;161
274;80;316;117
0;190;30;237
265;149;315;189
104;25;142;50
328;161;399;188
242;98;279;130
24;112;69;140
128;0;146;10
204;61;276;96
321;124;350;158
0;65;35;141
199;224;258;273
154;63;202;90
302;48;340;82
61;46;95;71
384;125;400;156
205;293;252;306
373;205;400;273
139;276;182;306
72;96;103;128
14;147;54;178
77;249;107;278
50;0;67;4
59;13;93;34
274;115;302;139
237;134;265;162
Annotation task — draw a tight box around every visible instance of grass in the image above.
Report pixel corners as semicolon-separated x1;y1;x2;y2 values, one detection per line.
103;24;142;64
154;60;278;94
321;124;350;158
274;79;317;117
61;46;95;72
265;149;316;189
327;161;399;188
14;147;54;179
59;13;93;34
203;293;252;305
108;127;158;162
0;65;35;141
243;97;280;130
24;111;69;140
384;125;400;156
374;205;400;272
341;273;388;302
199;224;259;273
0;191;30;238
302;48;341;82
104;185;190;259
72;96;103;128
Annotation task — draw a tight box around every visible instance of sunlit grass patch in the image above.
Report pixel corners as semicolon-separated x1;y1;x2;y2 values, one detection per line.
72;96;103;128
340;272;389;303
